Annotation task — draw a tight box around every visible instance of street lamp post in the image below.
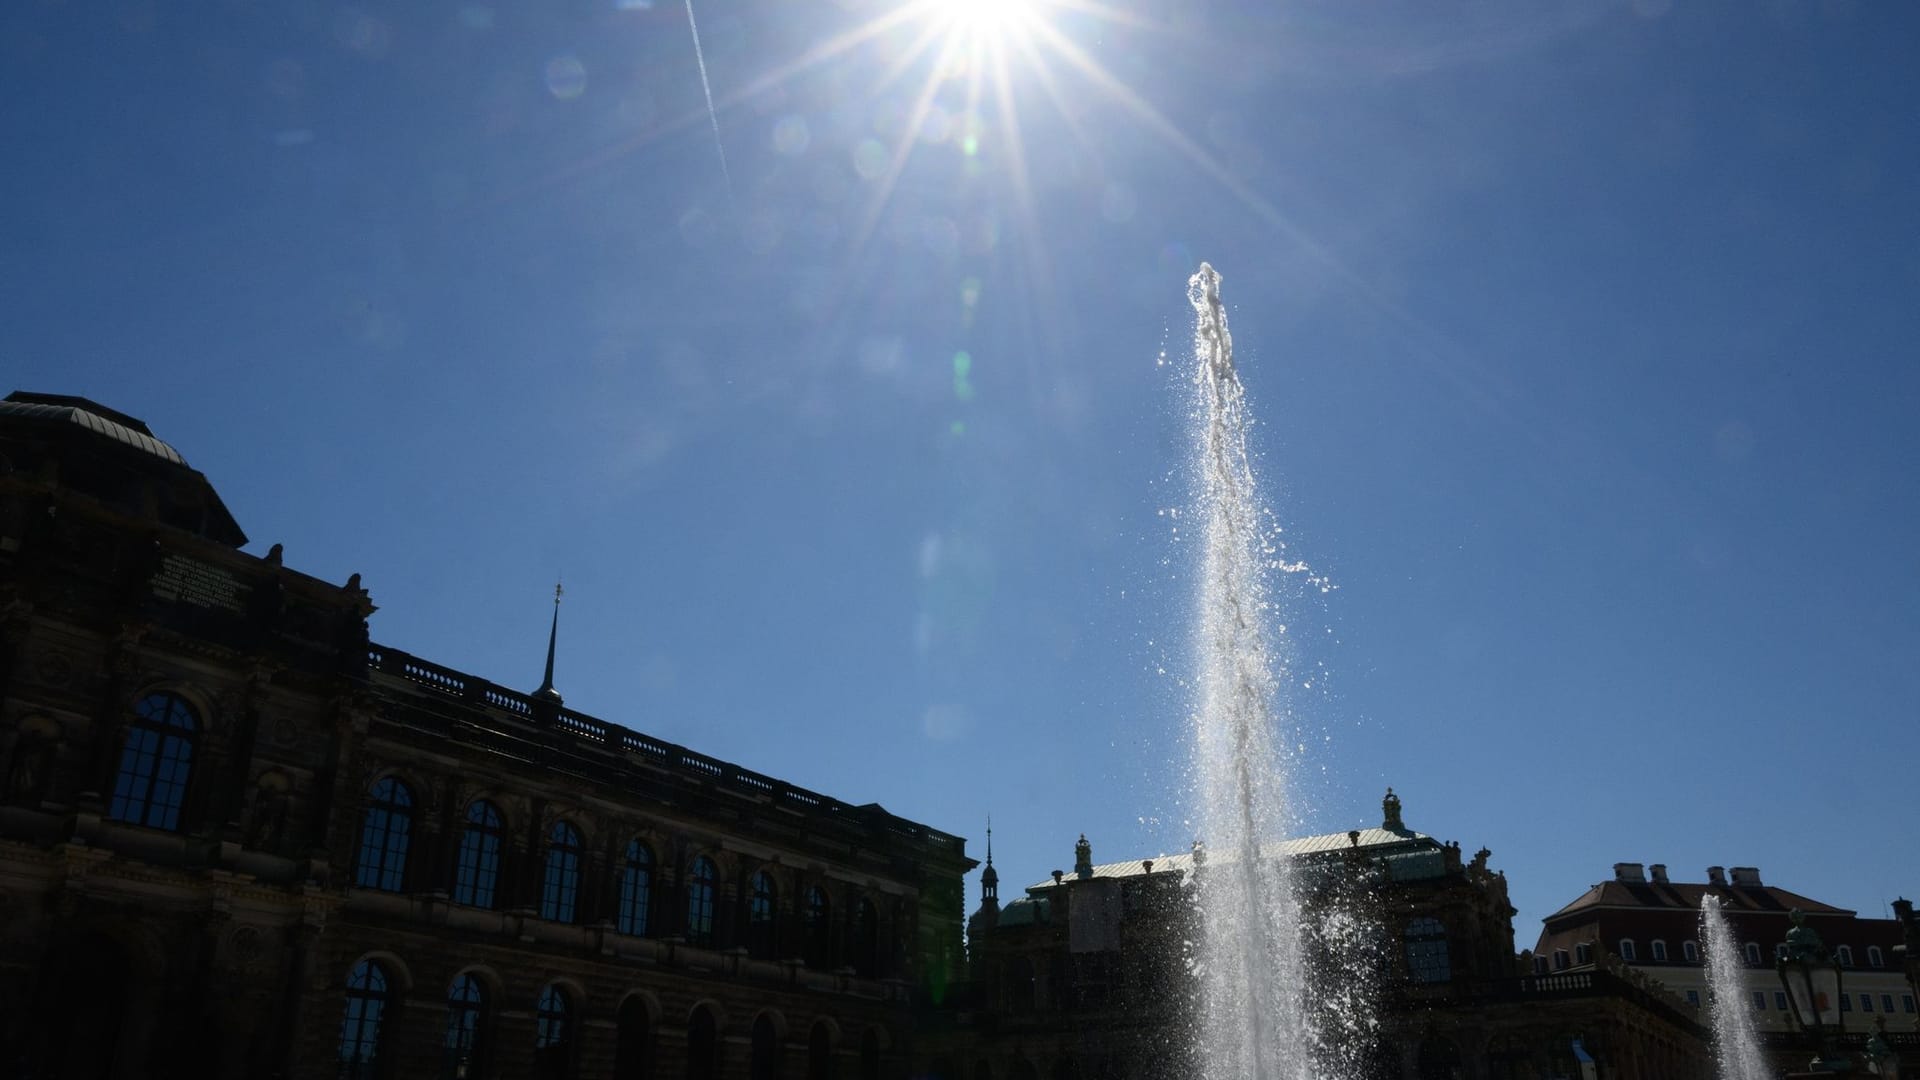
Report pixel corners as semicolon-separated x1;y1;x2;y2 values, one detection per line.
1777;908;1854;1074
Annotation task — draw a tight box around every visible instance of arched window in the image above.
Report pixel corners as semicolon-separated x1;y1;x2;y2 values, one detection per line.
109;692;198;831
1868;946;1885;968
1683;940;1699;963
338;958;392;1078
443;973;486;1077
614;996;652;1080
748;871;778;960
688;1005;720;1080
617;840;653;936
1618;938;1637;962
355;777;413;892
1649;939;1667;962
851;898;879;976
541;820;583;923
1404;917;1450;984
859;1029;881;1080
1744;942;1762;966
454;801;505;908
1837;945;1854;967
751;1014;781;1080
686;856;718;948
533;984;572;1080
803;887;832;969
807;1022;835;1080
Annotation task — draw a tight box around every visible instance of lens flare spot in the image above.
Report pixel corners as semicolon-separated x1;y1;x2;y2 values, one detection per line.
952;351;975;402
545;55;587;99
852;138;888;180
772;115;811;155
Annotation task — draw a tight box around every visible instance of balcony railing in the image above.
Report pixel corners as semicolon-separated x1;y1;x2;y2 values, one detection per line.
366;643;965;856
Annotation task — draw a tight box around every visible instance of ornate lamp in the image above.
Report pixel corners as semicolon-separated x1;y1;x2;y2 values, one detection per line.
1776;908;1853;1073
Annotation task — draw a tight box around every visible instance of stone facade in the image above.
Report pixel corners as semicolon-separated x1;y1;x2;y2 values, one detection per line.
0;393;975;1080
954;792;1716;1080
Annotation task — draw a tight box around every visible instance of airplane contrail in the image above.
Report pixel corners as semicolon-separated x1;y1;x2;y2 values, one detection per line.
683;0;735;207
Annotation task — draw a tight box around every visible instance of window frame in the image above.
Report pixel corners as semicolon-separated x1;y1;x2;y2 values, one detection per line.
355;776;414;892
1618;938;1636;962
338;958;392;1078
1404;917;1451;985
444;973;487;1077
453;800;506;909
1744;942;1762;966
686;855;719;948
617;839;653;936
534;984;572;1078
748;870;778;960
540;820;583;923
109;691;199;832
1682;940;1699;963
1867;945;1885;968
803;886;832;969
1649;939;1667;962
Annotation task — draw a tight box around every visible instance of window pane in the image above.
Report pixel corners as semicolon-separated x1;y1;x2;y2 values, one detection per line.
687;857;717;946
455;802;503;908
445;974;486;1072
618;841;652;936
339;960;389;1076
541;822;581;923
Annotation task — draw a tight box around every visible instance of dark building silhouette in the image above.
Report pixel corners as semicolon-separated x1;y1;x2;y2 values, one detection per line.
0;391;975;1079
955;791;1717;1080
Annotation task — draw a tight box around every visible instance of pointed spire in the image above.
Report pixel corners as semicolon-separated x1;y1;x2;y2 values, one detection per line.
533;580;564;705
980;817;998;907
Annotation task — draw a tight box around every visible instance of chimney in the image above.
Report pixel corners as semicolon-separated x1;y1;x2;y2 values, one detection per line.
1649;864;1669;885
1730;867;1762;887
1707;866;1726;886
1613;862;1646;884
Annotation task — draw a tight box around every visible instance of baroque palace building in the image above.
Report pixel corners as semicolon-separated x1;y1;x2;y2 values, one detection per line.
0;391;975;1080
956;792;1718;1080
1534;862;1920;1073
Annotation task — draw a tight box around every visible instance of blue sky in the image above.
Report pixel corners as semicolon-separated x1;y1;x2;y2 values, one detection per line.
6;0;1917;939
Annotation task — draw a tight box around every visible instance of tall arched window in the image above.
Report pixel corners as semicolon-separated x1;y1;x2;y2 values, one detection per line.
748;871;778;960
617;840;653;936
807;1022;835;1080
338;958;392;1078
444;973;486;1077
541;820;583;923
109;692;198;831
803;887;832;969
533;984;572;1080
851;898;879;976
1868;946;1885;968
688;1005;720;1080
751;1014;781;1080
454;800;505;908
614;996;652;1079
686;856;718;948
1404;917;1450;984
355;777;413;892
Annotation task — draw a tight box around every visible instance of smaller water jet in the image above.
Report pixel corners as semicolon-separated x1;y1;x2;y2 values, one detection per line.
1700;894;1767;1080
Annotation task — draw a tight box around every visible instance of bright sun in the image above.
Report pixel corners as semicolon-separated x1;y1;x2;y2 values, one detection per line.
934;0;1039;45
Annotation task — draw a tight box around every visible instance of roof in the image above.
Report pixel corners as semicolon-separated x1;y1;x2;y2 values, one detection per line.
0;393;188;466
1544;880;1854;922
1024;826;1437;892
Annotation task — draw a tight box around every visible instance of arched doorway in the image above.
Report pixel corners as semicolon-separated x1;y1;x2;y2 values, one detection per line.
750;1014;782;1080
687;1005;721;1080
615;996;653;1079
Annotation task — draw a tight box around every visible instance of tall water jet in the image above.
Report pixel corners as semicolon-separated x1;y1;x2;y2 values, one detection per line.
1186;263;1311;1079
1701;894;1768;1080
